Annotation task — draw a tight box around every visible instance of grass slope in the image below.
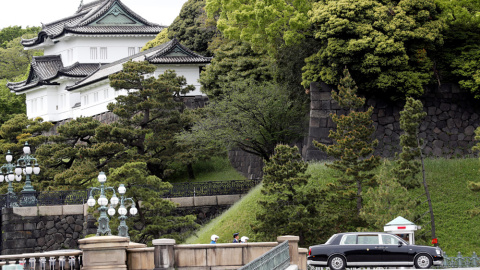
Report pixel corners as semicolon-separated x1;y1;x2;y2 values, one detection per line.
183;158;480;256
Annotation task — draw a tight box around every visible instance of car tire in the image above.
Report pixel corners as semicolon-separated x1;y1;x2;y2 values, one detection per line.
328;255;346;270
414;254;433;269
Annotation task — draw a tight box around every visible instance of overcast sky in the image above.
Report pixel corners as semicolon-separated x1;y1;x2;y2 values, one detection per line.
0;0;188;29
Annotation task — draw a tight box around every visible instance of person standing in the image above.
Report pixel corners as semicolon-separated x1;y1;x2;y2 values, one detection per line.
232;233;240;243
241;236;249;243
210;235;219;244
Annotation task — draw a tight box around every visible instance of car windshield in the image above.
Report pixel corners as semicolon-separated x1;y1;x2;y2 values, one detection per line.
382;234;408;245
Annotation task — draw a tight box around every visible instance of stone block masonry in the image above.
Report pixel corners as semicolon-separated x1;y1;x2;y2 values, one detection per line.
1;205;88;255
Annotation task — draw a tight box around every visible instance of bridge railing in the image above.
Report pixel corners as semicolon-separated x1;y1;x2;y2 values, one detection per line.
0;249;82;269
238;240;290;270
0;179;262;208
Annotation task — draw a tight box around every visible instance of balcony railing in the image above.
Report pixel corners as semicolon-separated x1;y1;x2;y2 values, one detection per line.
0;249;82;269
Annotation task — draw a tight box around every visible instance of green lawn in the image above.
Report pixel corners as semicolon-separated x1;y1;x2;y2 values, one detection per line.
181;157;480;256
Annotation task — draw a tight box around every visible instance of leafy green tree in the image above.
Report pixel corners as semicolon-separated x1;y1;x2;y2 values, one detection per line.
101;162;198;244
0;26;41;48
178;82;306;161
360;161;417;231
0;78;26;124
393;97;426;189
435;0;480;97
0;36;43;80
205;0;312;54
302;0;444;98
254;144;324;245
199;39;274;99
143;28;170;51
314;68;380;215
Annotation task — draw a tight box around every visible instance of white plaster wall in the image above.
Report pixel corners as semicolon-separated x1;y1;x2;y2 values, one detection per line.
45;35;156;66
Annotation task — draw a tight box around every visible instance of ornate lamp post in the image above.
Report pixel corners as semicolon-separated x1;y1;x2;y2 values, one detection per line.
87;172;119;236
14;142;41;206
116;184;137;238
0;150;20;206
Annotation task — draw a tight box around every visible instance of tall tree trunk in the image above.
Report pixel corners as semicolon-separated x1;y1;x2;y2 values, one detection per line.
419;138;437;246
187;163;195;180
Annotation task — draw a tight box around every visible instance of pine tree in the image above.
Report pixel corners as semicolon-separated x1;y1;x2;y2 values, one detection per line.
314;68;380;215
393;97;426;188
254;144;324;245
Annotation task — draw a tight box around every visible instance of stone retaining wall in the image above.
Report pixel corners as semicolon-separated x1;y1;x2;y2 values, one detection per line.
304;82;480;160
1;205;88;255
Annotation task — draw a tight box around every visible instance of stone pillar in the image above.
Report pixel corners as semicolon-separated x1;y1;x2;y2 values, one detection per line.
153;239;176;270
277;235;300;266
78;236;130;270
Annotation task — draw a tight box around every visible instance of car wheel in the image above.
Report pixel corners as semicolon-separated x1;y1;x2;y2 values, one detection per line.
414;254;432;269
328;255;346;270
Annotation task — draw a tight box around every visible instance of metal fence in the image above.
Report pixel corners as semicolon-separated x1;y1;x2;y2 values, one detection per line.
239;240;290;270
0;179;262;208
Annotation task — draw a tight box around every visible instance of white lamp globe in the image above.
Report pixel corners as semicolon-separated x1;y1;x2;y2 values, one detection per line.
0;174;4;182
130;206;138;215
33;164;40;175
118;205;128;216
110;195;119;206
98;195;108;206
97;172;107;183
15;175;22;182
15;166;22;176
107;206;116;216
23;142;31;154
118;184;126;195
25;166;33;175
5;151;12;163
7;172;14;182
87;196;96;207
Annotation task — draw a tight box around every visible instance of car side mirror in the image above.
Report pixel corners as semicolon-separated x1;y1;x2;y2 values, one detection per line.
398;241;403;247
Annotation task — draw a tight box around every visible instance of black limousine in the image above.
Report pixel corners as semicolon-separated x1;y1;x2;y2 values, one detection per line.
307;232;443;269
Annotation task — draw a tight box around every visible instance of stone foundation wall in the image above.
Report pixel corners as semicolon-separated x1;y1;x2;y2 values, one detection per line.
304;82;480;161
1;206;87;255
228;149;264;179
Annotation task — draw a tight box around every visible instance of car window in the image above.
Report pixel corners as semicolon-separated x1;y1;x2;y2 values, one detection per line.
357;235;379;244
382;234;400;245
340;235;357;245
325;234;337;244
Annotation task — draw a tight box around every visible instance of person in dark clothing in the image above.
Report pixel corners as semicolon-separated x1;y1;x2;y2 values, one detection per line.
233;233;240;243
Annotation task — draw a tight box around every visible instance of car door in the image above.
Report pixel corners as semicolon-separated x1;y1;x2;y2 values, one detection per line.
343;234;384;267
381;234;413;265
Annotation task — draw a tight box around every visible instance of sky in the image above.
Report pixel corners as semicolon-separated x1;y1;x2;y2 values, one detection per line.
0;0;189;29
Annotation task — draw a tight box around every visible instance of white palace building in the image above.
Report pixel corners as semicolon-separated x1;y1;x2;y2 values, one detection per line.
7;0;211;122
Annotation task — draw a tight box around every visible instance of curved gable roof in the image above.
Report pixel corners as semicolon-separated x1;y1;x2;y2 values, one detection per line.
22;0;165;48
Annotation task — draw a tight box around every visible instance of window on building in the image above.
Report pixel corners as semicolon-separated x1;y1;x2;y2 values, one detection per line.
138;47;142;53
94;92;99;103
100;47;107;60
128;47;135;56
90;47;98;60
67;49;73;63
104;89;109;99
83;95;89;106
39;97;44;111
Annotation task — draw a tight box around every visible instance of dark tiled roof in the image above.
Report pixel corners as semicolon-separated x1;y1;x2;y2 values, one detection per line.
67;39;212;91
6;56;101;92
22;0;165;47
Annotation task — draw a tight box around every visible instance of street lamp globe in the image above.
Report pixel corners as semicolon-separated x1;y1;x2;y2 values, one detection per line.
107;206;116;216
118;205;128;216
33;163;40;175
8;171;14;182
118;184;126;195
130;206;138;216
0;174;4;182
98;195;108;206
5;151;12;163
23;142;31;155
15;175;22;182
97;172;107;183
110;194;119;206
15;165;22;176
25;166;33;175
87;196;96;207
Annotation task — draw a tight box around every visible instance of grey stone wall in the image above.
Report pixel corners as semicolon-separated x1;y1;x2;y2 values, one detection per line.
228;149;264;179
304;82;480;160
1;207;87;255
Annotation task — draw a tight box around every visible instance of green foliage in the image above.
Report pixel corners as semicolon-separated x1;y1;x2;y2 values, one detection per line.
199;39;274;99
167;0;217;56
302;0;444;98
142;28;170;51
254;145;325;246
0;36;43;80
435;0;480;97
104;162;198;244
314;68;380;214
0;78;26;125
179;82;307;161
393;97;427;188
205;0;312;54
360;160;417;231
0;26;41;48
